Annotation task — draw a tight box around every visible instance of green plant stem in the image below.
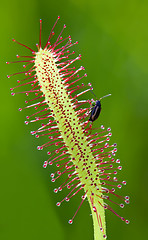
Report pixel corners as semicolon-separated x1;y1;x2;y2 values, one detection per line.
88;198;106;240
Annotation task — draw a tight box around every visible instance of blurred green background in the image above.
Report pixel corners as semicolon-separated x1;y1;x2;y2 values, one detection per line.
1;0;148;240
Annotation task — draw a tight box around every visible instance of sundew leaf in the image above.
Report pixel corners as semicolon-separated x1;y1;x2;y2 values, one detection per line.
7;17;130;240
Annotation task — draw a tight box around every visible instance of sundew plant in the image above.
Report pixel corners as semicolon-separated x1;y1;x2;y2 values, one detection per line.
7;17;129;240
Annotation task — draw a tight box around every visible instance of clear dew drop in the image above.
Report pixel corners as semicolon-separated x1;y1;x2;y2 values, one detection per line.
50;173;54;178
56;202;61;207
68;219;73;224
125;219;130;224
120;203;124;208
54;188;58;193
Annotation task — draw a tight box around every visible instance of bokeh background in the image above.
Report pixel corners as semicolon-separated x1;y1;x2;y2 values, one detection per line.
1;0;148;240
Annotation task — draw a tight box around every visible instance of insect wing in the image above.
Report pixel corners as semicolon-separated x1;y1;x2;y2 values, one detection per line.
89;104;101;122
